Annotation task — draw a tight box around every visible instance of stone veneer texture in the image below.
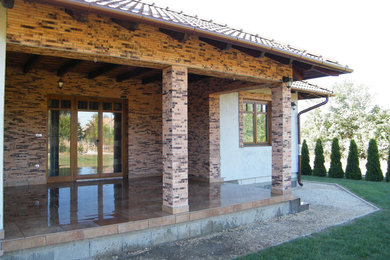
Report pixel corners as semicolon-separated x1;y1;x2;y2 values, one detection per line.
271;84;292;194
4;66;162;186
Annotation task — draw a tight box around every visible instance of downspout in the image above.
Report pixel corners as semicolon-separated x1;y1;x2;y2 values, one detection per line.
297;96;329;186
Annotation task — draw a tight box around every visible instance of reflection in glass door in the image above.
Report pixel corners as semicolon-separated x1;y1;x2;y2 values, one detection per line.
48;99;72;180
77;111;99;176
102;112;122;174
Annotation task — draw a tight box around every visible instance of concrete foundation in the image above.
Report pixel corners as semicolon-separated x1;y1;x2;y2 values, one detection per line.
2;199;301;260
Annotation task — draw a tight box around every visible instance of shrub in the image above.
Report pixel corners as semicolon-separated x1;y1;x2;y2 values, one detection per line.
301;140;312;175
328;138;344;178
365;139;383;181
386;149;390;182
345;139;362;180
313;139;327;177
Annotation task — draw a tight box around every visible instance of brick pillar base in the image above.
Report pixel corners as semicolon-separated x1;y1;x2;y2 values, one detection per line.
271;83;292;195
162;66;189;214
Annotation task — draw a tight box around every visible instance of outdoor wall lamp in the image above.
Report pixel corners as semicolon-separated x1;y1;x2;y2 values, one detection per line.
282;76;293;88
58;78;64;89
291;101;297;110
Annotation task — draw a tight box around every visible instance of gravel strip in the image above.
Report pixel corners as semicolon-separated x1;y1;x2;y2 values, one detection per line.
107;181;378;260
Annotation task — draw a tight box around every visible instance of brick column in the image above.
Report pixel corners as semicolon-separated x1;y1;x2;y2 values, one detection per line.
162;66;189;214
0;5;6;243
271;83;292;195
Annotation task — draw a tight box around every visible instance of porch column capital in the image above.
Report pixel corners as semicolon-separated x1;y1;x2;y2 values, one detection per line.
271;83;292;195
162;65;189;214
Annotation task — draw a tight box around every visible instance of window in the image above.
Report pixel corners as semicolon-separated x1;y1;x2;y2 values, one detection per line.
242;100;270;145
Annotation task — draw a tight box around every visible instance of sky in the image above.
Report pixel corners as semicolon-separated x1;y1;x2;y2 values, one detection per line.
144;0;390;108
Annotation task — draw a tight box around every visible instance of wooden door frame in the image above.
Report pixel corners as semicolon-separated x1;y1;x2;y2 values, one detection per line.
46;95;127;183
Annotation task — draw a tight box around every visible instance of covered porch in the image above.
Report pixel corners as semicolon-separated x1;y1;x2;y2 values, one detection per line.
2;177;295;253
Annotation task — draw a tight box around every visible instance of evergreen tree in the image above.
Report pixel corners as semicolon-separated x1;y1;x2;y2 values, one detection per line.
345;140;362;180
366;139;383;181
328;138;344;178
301;140;312;175
386;148;390;182
313;139;327;177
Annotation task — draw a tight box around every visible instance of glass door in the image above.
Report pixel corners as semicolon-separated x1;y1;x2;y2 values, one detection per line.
48;98;72;182
47;97;125;182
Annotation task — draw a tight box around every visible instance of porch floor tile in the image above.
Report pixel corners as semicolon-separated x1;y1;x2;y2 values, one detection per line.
4;177;272;240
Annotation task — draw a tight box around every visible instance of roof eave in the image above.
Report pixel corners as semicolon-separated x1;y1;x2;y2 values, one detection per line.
36;0;353;75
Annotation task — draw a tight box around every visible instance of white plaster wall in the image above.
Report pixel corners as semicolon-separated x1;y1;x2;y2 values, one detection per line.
220;92;299;184
220;93;272;183
0;5;7;233
291;93;299;182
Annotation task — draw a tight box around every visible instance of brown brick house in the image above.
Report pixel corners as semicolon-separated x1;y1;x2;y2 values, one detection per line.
0;0;351;257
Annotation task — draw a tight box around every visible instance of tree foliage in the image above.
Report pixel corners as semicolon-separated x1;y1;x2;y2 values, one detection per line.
313;139;327;177
386;149;390;182
301;139;312;175
366;139;383;181
302;81;390;159
328;138;344;178
345;139;362;180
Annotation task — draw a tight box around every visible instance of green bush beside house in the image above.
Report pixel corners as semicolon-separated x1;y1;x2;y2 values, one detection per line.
328;138;344;178
366;139;383;181
345;139;362;180
313;139;327;177
301;140;312;176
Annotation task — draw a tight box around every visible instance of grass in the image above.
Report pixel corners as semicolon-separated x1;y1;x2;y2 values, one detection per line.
240;176;390;260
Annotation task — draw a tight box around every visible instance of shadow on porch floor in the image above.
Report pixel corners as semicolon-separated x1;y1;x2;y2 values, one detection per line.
4;177;272;240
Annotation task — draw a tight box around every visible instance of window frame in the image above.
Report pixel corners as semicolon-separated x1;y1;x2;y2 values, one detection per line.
241;99;271;147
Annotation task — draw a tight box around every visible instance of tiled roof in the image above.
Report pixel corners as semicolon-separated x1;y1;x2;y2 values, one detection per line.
292;81;333;96
54;0;351;74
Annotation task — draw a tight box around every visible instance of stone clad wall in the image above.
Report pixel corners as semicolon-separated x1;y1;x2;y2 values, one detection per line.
4;66;162;186
6;1;291;82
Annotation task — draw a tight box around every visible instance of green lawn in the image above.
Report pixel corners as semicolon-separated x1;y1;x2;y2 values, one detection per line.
240;176;390;260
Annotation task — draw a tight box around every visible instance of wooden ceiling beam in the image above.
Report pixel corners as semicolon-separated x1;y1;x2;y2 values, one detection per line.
199;37;232;51
189;74;209;83
23;54;41;74
142;74;162;84
57;59;82;76
88;64;121;79
111;18;139;31
116;67;154;82
159;28;189;43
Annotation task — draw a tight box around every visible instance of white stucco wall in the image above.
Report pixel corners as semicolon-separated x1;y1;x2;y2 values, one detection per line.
220;92;299;185
291;92;299;182
220;93;272;183
0;5;7;234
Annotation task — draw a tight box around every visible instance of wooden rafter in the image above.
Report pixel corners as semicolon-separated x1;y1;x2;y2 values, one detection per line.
57;60;82;76
265;53;292;65
233;45;264;58
111;18;139;31
159;28;189;43
116;67;154;82
1;0;14;8
292;64;305;81
64;8;88;23
199;37;232;51
311;66;340;76
88;64;120;79
23;54;41;74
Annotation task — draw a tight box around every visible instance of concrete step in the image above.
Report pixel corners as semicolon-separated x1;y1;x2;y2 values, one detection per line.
299;201;309;212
